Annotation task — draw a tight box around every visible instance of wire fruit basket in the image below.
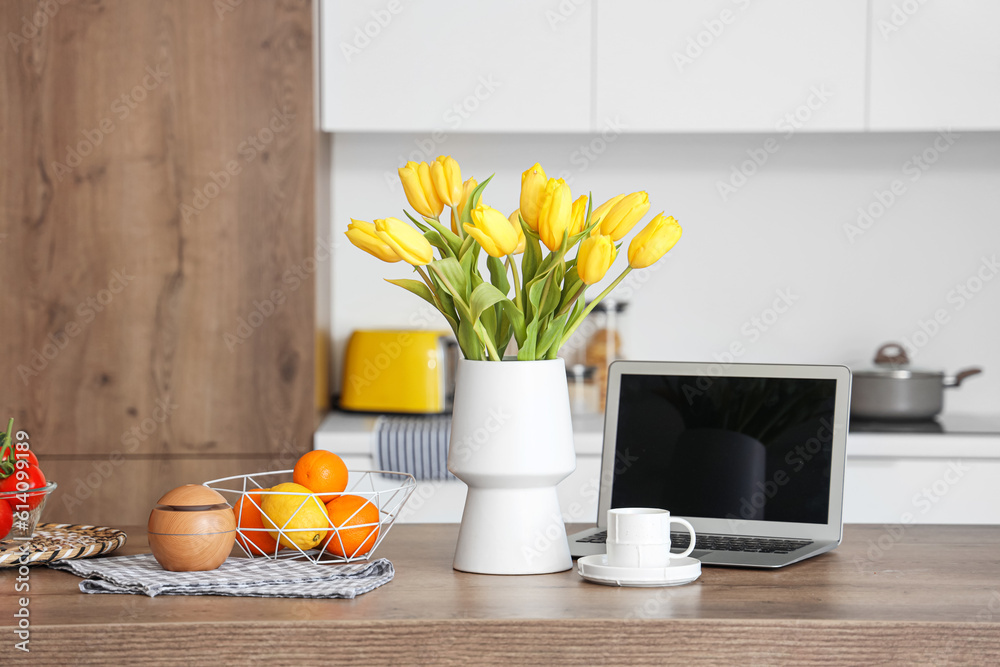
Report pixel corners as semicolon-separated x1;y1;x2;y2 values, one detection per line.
203;470;415;565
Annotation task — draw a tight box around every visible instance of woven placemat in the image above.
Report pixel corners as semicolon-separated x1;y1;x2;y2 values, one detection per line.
0;523;127;567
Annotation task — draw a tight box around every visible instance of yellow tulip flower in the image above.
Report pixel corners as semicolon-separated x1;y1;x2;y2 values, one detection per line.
464;205;519;258
374;217;434;266
451;177;479;234
507;209;526;254
628;214;682;269
398;161;444;219
431;155;462;207
599;191;650;241
576;234;617;285
519;163;548;231
569;195;589;236
589;194;627;233
537;178;572;252
345;219;402;263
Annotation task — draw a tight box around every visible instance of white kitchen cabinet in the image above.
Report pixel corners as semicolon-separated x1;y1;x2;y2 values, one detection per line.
319;0;592;132
844;433;1000;525
869;0;1000;131
594;0;867;132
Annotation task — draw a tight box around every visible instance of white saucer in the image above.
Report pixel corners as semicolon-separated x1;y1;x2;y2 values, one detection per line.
577;554;702;587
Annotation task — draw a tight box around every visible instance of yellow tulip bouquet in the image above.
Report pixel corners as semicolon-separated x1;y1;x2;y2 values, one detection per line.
346;156;682;361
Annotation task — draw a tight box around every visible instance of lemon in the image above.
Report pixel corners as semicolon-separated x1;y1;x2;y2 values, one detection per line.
260;483;330;551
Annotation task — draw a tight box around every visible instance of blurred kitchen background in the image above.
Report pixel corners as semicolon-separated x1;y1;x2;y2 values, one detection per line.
3;0;998;525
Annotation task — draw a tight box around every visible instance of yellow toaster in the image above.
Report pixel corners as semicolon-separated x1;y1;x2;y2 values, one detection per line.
339;330;454;414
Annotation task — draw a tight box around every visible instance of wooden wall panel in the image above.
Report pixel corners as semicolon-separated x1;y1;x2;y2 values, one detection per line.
1;0;315;525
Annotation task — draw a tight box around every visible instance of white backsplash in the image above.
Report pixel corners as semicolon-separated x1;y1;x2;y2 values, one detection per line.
324;131;1000;415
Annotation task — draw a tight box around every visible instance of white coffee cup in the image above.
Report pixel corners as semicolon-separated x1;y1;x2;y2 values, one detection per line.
606;508;696;568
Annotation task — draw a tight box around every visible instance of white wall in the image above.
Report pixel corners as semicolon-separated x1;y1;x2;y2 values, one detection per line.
327;131;1000;415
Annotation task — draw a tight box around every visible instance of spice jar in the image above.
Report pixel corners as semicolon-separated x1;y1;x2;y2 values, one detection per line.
584;300;629;411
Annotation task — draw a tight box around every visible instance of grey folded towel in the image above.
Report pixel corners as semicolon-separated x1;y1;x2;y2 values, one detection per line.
48;553;394;599
375;414;455;481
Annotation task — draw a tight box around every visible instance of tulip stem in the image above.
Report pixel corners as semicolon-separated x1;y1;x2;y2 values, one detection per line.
414;265;459;339
476;322;502;361
506;255;522;310
558;267;632;350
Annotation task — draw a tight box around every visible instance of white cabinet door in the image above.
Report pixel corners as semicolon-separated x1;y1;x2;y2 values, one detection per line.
595;0;867;132
320;0;592;132
869;0;1000;131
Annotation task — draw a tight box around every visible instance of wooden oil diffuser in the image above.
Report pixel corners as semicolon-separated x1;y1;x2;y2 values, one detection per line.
148;484;236;572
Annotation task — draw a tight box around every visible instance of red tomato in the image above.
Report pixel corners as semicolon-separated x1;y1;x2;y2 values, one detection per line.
0;464;47;510
0;499;12;539
16;449;40;469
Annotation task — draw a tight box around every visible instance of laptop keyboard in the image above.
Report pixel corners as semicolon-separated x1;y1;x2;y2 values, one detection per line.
576;531;814;555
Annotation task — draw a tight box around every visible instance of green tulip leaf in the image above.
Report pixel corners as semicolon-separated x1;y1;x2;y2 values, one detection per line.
386;279;459;335
517;318;542;361
469;282;508;323
486;256;510;295
460;174;493;225
499;300;526;348
406;212;431;233
458;233;477;260
386;278;435;305
559;270;584;312
458;317;483;361
520;218;542;286
422;230;454;258
420;215;463;256
536;312;570;359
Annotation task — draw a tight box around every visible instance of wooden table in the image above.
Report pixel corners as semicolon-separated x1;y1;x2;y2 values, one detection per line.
3;524;1000;664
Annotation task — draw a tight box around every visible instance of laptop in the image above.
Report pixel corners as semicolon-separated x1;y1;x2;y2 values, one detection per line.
569;360;852;568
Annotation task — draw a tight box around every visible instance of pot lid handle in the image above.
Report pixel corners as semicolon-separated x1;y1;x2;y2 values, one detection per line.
874;343;909;367
944;367;983;388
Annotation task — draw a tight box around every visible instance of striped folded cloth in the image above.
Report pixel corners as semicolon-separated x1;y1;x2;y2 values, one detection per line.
48;553;394;599
374;415;455;481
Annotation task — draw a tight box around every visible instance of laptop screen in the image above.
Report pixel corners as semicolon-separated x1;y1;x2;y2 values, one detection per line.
610;373;837;525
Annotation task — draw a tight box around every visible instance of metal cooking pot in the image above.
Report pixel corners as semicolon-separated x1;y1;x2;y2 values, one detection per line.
850;343;982;420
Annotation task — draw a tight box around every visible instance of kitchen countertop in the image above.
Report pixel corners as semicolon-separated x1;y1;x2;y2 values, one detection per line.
3;524;1000;664
316;410;1000;460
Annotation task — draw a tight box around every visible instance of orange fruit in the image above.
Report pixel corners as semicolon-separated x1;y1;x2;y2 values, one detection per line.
233;491;283;556
293;450;349;502
324;494;380;558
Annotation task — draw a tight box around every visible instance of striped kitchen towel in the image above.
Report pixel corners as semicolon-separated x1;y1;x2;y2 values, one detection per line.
48;553;394;599
374;415;455;481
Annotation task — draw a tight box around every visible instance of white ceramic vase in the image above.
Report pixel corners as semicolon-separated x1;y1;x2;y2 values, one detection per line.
447;358;576;574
